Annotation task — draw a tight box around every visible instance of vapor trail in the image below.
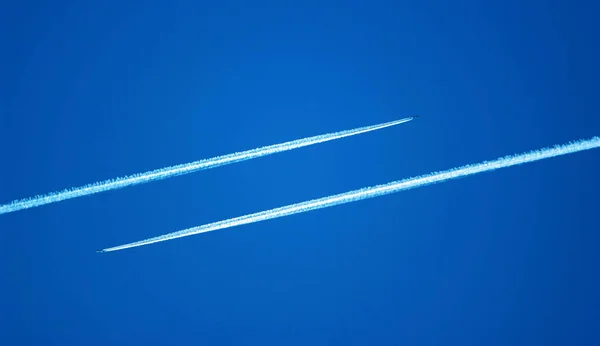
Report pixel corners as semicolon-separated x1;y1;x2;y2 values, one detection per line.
100;136;600;253
0;117;416;215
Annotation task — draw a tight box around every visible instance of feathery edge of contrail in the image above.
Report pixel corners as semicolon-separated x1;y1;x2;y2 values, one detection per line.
0;116;417;216
99;136;600;253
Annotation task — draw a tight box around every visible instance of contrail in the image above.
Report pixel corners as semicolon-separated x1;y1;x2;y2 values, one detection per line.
99;136;600;253
0;117;416;215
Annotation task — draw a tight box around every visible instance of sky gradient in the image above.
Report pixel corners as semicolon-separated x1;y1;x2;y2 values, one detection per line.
1;1;599;345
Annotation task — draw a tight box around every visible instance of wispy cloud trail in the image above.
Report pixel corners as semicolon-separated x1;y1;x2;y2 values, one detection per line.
100;136;600;252
0;117;416;215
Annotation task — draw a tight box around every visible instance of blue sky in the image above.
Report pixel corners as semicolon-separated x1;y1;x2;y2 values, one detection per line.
1;1;599;345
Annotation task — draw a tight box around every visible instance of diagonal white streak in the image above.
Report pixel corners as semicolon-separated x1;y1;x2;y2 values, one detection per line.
0;117;415;215
100;136;600;253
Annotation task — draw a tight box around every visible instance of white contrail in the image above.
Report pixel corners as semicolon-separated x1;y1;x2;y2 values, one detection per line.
99;136;600;253
0;117;416;215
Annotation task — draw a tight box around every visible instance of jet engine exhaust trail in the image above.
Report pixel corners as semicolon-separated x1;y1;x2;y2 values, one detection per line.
0;117;416;215
100;136;600;253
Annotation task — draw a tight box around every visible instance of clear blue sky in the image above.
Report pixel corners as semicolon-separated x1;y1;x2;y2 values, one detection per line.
1;1;599;345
